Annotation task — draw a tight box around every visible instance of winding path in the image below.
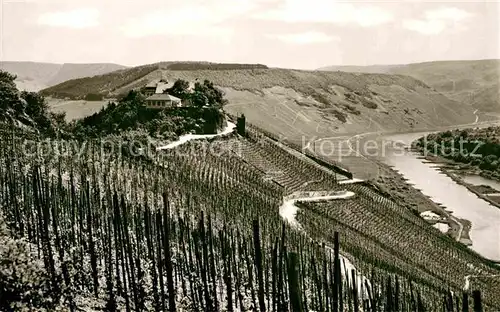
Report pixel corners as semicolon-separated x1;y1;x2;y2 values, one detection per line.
278;189;373;294
156;121;236;150
279;190;356;227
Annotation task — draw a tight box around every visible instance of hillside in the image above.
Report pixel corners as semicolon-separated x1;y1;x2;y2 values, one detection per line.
41;63;477;140
0;61;127;92
319;59;500;113
47;63;128;86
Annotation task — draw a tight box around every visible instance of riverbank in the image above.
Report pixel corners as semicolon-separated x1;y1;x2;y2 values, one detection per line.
369;160;471;243
380;136;500;260
443;169;500;209
413;151;500;210
320;132;472;243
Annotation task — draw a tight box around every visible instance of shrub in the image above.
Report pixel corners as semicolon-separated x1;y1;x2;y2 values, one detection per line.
331;110;347;123
311;93;331;106
84;93;104;101
361;100;378;109
0;220;51;311
342;104;361;115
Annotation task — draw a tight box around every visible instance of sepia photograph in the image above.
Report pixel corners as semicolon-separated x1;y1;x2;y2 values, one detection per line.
0;0;499;310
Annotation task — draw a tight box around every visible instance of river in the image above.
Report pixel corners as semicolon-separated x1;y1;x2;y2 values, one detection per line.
378;132;500;261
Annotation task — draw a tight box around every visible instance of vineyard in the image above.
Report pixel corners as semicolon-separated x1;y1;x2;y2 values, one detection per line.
0;123;498;311
297;183;500;306
235;135;338;194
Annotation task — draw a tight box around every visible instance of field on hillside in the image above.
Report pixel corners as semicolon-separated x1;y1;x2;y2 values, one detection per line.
392;60;500;112
40;64;157;99
48;98;110;121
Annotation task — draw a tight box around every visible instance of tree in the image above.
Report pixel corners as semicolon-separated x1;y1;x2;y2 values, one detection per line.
0;70;69;135
165;79;190;100
480;154;498;171
442;130;453;138
21;92;49;119
191;80;227;108
0;70;20;111
120;90;144;104
459;130;469;139
21;91;52;131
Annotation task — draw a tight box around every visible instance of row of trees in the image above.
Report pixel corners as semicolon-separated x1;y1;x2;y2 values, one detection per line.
414;128;500;175
160;79;228;108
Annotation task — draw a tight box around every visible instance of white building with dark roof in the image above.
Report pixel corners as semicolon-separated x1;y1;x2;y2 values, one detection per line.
145;93;182;109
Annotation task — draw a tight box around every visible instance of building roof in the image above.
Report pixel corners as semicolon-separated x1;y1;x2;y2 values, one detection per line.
156;82;170;94
146;93;181;102
145;79;194;93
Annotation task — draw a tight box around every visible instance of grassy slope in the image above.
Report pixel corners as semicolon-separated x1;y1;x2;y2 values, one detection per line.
319;59;500;112
40;64;159;99
47;63;127;86
47;98;110;121
0;61;127;92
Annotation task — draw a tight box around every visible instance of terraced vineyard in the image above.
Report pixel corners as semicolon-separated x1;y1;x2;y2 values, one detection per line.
236;134;338;194
0;123;498;310
297;182;500;308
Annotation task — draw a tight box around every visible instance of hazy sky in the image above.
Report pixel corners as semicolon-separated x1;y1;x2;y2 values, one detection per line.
1;0;499;69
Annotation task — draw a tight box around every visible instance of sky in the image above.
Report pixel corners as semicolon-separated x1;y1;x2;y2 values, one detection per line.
0;0;499;69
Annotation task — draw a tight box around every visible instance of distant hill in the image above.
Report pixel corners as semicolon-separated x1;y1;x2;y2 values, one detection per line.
318;60;500;112
0;61;127;92
47;63;128;86
0;62;62;91
40;62;477;139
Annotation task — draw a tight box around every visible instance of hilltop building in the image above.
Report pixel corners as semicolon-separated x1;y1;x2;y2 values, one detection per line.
142;79;183;109
145;93;182;109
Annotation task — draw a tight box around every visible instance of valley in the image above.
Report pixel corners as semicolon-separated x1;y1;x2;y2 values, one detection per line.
1;61;500;310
